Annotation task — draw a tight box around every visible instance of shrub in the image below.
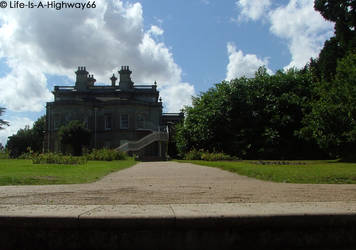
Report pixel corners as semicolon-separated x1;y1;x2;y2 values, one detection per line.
184;149;235;161
87;148;127;161
200;151;234;161
184;149;204;160
32;153;87;165
18;147;35;159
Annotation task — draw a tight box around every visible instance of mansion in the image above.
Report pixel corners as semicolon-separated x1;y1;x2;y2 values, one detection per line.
45;66;183;160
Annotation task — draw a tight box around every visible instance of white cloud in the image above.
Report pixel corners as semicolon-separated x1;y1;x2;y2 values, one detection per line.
148;25;164;36
269;0;333;69
0;117;34;146
233;0;333;70
236;0;271;21
160;83;195;113
226;43;272;80
0;0;194;114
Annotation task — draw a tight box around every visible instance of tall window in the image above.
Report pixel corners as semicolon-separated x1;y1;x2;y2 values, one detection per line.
136;114;145;129
105;115;112;130
120;114;128;129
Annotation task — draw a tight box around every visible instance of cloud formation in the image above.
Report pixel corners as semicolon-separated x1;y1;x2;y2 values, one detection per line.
269;0;333;68
236;0;271;21
226;43;272;80
0;0;194;114
234;0;333;69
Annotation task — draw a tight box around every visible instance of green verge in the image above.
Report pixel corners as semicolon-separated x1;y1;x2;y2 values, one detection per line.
0;158;137;185
178;160;356;184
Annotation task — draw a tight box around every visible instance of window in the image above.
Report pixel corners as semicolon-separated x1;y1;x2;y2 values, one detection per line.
136;114;145;129
120;114;128;129
104;115;112;130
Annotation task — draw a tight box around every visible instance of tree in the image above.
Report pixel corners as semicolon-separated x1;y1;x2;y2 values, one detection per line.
31;116;46;153
175;81;232;156
301;52;356;160
58;120;91;156
315;0;356;50
0;107;9;130
6;125;34;158
6;116;46;158
311;0;355;83
176;67;323;159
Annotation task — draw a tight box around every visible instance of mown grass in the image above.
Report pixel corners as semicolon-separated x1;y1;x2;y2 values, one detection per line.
0;158;136;185
178;160;356;184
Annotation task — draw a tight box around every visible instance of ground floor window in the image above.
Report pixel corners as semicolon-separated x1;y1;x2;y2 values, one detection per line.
120;114;128;129
104;115;112;130
136;114;145;129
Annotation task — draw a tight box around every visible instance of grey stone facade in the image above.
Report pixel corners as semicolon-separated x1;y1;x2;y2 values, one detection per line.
45;66;182;159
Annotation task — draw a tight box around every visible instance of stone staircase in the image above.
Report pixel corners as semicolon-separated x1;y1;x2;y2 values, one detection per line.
116;131;168;160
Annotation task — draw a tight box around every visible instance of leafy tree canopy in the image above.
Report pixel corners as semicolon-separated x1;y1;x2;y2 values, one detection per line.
6;116;45;158
176;67;324;159
301;52;356;160
58;120;91;156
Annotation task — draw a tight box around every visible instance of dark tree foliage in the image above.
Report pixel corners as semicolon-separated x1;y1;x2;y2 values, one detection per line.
312;0;356;82
6;116;46;158
301;52;356;160
315;0;356;50
0;107;9;130
58;120;91;156
313;37;346;82
176;67;324;159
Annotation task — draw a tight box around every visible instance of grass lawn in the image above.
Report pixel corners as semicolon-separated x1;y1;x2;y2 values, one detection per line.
0;158;137;185
178;160;356;184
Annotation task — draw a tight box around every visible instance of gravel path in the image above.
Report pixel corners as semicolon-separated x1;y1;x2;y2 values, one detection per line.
0;161;355;205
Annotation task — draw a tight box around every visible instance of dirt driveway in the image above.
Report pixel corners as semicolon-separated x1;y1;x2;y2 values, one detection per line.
0;161;355;205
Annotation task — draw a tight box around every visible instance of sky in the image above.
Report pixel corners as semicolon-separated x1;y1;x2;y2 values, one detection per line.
0;0;334;145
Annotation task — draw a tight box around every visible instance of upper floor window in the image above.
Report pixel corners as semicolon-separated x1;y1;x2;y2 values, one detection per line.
136;114;145;129
105;115;112;130
120;114;128;129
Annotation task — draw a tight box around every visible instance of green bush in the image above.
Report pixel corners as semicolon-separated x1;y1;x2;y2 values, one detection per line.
87;148;127;161
184;149;204;160
184;149;235;161
18;147;35;159
200;151;234;161
32;153;87;165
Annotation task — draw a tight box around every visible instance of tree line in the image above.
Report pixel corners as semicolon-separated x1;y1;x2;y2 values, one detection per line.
175;0;356;160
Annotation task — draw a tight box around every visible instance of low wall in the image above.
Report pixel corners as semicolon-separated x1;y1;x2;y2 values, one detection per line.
0;203;355;250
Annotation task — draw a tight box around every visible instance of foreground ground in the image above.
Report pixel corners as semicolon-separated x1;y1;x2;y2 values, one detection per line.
0;161;355;205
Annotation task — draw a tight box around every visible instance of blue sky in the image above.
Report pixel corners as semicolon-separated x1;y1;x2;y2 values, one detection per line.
0;0;333;145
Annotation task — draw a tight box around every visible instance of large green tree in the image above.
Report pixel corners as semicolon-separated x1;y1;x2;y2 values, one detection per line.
315;0;356;50
312;0;356;82
58;120;91;156
176;67;323;159
6;116;46;158
301;52;356;160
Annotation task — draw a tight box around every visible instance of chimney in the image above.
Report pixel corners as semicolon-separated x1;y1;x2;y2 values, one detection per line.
88;74;96;87
118;66;133;90
75;66;89;91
